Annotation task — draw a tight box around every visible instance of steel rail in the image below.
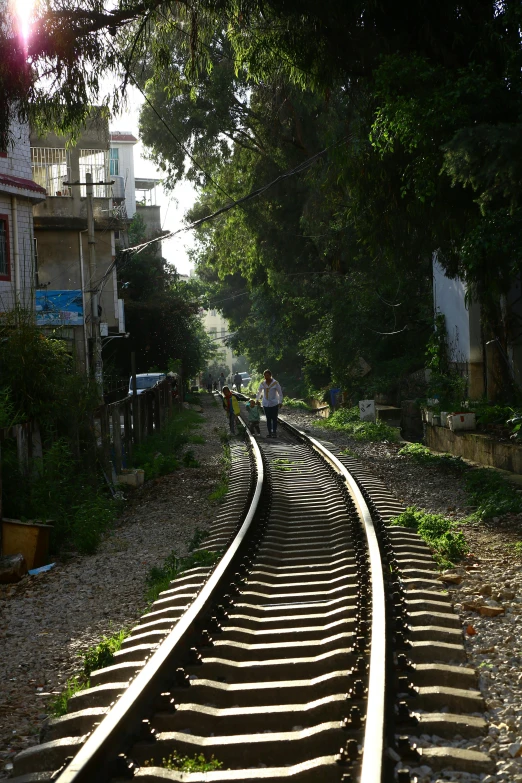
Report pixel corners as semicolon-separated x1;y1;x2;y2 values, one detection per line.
280;418;386;783
56;425;264;783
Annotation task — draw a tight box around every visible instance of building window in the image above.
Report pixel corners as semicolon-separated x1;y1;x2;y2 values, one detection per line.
0;215;10;280
79;149;110;197
109;148;119;176
209;327;217;337
211;309;217;316
221;327;226;337
31;147;71;196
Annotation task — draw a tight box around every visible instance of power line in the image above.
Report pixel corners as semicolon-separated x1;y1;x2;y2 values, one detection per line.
121;136;349;256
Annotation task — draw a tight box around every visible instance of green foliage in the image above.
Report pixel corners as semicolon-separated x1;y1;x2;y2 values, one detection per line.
146;549;221;604
208;441;231;503
80;629;129;678
1;438;119;554
144;751;222;772
283;397;312;410
474;403;514;426
314;408;399;442
465;469;522;520
49;676;89;718
398;443;467;473
272;458;296;472
390;507;468;566
131;409;202;480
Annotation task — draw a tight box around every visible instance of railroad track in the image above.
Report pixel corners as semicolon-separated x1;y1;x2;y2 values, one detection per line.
11;401;493;783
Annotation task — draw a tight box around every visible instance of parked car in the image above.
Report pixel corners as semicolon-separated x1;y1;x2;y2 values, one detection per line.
128;373;166;395
239;371;251;385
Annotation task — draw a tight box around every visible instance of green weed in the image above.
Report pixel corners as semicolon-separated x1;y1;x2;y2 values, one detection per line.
340;447;357;458
145;549;222;604
49;676;89;717
390;506;468;567
190;434;206;444
272;458;296;471
144;751;222;772
80;629;129;677
398;443;467;472
314;407;399;442
131;408;202;480
182;449;200;468
465;468;522;520
283;397;312;410
209;441;231;503
188;528;210;551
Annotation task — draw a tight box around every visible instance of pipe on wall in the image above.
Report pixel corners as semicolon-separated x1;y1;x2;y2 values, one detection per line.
11;195;20;305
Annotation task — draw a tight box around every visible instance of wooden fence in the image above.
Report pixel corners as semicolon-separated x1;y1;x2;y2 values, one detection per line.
0;378;178;516
95;377;175;476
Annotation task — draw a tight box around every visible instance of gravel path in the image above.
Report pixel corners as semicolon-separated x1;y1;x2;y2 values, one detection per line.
283;408;522;783
0;393;227;778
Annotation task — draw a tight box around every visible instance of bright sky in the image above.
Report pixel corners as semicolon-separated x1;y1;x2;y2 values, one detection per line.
110;85;198;276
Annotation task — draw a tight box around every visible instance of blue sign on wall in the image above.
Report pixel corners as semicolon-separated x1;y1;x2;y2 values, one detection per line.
35;290;84;326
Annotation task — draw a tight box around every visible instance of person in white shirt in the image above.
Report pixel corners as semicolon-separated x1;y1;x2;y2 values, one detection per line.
256;369;283;438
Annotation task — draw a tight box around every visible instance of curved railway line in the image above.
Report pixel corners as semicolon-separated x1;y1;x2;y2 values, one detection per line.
11;396;493;783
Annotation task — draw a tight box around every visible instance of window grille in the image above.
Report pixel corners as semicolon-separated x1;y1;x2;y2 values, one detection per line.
110;148;119;176
31;147;71;196
79;149;110;197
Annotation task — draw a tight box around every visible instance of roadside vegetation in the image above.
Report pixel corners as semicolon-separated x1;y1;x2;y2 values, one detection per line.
145;527;218;603
49;629;129;717
209;438;231;503
283;397;312;411
398;443;466;473
131;408;203;480
390;507;468;568
313;407;400;442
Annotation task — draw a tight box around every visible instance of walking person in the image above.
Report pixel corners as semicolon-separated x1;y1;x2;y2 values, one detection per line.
206;373;213;393
219;371;226;391
233;371;243;394
222;385;240;434
256;369;283;438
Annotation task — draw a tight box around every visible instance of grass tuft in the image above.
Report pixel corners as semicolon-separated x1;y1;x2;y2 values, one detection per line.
283;397;312;410
398;443;466;472
144;751;222;772
145;549;221;604
209;441;231;503
313;406;399;442
390;506;468;568
49;676;89;717
464;468;522;520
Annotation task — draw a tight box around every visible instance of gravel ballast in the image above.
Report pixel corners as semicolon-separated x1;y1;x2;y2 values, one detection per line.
0;394;227;778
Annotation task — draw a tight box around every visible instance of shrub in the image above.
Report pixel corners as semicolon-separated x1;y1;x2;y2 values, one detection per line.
283;397;312;410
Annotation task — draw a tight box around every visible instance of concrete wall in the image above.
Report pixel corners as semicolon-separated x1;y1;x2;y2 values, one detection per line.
433;257;470;362
426;424;522;474
1;118;33;180
433;255;485;399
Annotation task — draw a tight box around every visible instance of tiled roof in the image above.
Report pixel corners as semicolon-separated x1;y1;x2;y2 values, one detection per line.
0;173;47;200
110;132;138;143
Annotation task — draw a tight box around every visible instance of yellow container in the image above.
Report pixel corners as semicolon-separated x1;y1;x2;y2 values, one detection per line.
1;518;53;570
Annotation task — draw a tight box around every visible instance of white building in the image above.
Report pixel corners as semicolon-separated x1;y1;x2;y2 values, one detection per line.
202;308;234;374
109;131;137;220
0;119;46;312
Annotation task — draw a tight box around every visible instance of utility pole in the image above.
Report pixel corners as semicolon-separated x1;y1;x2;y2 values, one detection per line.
86;172;103;395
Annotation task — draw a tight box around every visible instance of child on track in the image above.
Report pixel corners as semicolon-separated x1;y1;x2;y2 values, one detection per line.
245;398;261;435
222;385;240;434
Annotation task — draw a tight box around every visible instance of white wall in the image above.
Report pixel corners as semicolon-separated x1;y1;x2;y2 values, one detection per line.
0;118;33;180
433;256;470;362
111;141;136;219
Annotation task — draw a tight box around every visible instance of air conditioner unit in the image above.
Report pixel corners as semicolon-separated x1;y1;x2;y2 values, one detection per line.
112;175;126;202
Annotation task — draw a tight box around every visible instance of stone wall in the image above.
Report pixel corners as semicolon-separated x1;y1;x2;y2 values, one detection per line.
425;425;522;474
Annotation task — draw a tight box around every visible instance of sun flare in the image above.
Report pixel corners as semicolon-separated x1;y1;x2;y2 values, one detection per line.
13;0;37;48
